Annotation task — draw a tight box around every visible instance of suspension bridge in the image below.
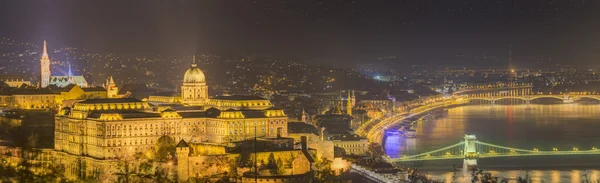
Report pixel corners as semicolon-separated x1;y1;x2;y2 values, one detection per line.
387;135;600;167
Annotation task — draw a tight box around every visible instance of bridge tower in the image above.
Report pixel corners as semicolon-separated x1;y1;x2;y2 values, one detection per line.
463;135;478;169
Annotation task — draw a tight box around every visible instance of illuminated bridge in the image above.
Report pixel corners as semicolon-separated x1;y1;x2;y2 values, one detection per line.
387;135;600;167
464;93;600;104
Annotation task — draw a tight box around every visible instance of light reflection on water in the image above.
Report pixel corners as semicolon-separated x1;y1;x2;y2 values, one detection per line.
384;104;600;182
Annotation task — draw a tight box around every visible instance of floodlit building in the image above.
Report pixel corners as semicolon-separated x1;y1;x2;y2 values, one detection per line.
181;55;209;106
40;40;51;88
0;84;107;109
0;75;31;87
105;76;119;98
39;41;88;88
49;64;88;88
50;59;291;179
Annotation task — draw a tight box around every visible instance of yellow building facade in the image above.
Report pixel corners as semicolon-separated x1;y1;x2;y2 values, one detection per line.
54;98;289;160
330;134;369;156
49;58;292;181
0;88;60;109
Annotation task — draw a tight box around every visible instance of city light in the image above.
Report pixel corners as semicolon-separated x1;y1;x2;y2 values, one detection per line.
1;1;599;182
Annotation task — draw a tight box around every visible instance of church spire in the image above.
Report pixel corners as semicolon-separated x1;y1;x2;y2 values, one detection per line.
301;108;307;123
68;63;73;77
43;40;48;56
347;90;353;115
40;40;51;88
109;76;115;84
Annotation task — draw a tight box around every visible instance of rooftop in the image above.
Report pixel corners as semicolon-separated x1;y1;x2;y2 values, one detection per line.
82;87;107;92
176;139;189;147
79;98;143;104
287;122;319;135
5;88;57;95
87;111;161;119
330;134;367;141
212;95;268;100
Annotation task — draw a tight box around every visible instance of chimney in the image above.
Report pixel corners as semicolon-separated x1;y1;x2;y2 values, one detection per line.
301;136;307;151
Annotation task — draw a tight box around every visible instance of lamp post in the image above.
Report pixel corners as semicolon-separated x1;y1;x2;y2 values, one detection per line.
254;125;257;183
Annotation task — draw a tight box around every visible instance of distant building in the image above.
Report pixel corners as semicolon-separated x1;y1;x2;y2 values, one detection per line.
0;75;31;87
0;88;59;109
0;55;302;181
48;64;88;87
287;122;320;142
39;41;88;88
329;133;368;156
105;76;119;98
40;40;51;88
0;84;107;109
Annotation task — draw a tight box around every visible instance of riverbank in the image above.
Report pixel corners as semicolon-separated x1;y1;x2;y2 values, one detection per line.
362;99;467;143
385;104;600;182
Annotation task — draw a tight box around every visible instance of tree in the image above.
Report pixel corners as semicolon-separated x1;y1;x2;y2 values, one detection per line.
154;136;176;162
276;158;285;175
366;143;385;164
267;152;277;175
237;149;252;167
0;155;69;183
470;168;504;183
285;152;298;169
114;161;137;183
312;158;339;183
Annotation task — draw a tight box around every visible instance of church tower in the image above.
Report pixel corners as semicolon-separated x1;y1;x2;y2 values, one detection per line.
67;63;74;84
346;90;353;116
40;40;51;88
106;76;119;98
351;90;356;107
181;55;209;106
301;108;307;123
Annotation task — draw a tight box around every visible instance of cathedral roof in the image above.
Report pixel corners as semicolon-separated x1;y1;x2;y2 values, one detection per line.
49;76;88;87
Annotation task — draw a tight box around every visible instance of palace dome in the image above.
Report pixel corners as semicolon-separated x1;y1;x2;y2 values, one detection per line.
183;61;206;83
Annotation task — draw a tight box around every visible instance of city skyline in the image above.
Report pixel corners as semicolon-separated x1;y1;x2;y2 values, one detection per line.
2;1;600;182
1;0;600;64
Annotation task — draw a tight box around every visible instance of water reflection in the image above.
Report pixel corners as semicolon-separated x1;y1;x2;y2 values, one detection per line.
384;104;600;182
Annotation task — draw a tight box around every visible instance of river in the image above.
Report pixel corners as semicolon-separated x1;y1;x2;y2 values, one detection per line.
384;104;600;183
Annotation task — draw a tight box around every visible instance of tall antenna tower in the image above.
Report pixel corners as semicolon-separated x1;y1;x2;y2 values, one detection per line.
507;44;516;84
508;44;512;70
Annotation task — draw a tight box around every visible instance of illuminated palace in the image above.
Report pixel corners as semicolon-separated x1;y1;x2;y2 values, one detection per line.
54;57;289;153
50;58;292;179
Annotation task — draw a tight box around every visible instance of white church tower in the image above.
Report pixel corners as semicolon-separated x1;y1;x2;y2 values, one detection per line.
40;40;51;88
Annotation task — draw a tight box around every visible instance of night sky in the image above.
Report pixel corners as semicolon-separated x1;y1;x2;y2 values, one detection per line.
1;0;599;65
